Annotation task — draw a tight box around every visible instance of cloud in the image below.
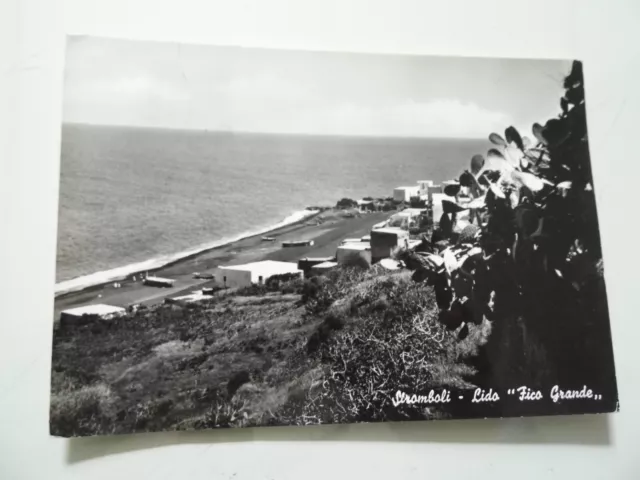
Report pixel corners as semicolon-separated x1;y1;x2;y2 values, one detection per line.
283;99;512;138
221;73;312;104
66;75;190;107
64;74;191;124
108;76;190;101
213;74;512;137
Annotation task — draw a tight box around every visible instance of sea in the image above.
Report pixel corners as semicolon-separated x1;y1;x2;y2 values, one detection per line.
56;124;489;293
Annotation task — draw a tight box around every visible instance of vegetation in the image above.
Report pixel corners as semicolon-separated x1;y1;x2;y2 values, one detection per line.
409;195;427;208
50;264;488;435
336;198;358;209
394;60;616;407
50;60;616;436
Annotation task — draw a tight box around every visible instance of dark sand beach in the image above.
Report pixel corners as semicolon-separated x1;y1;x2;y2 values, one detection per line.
53;210;392;321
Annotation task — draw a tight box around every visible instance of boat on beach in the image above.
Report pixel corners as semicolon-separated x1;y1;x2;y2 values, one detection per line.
261;236;277;242
282;239;315;248
192;272;215;280
143;276;176;288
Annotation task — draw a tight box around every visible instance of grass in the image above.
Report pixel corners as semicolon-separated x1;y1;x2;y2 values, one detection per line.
50;265;491;436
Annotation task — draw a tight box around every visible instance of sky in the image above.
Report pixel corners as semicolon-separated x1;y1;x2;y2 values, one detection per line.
63;36;572;139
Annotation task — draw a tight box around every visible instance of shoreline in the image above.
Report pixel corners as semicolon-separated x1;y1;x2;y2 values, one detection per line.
54;208;323;298
53;209;392;319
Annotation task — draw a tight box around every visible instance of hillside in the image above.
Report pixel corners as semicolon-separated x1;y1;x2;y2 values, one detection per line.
50;264;490;436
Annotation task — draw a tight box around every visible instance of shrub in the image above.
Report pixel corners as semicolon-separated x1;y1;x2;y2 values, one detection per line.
340;252;370;270
409;196;426;208
336;198;358;209
265;272;302;289
285;269;487;423
227;370;251;398
50;383;114;437
394;60;615;401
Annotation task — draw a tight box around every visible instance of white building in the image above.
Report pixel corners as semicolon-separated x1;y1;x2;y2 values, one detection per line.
393;185;420;202
336;243;372;267
341;238;364;245
372;220;388;230
432;193;464;224
217;260;302;288
166;290;211;305
417;180;434;196
60;304;126;326
310;261;338;276
370;227;410;261
387;208;426;230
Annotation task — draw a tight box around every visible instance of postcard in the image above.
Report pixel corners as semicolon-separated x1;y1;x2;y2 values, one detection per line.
50;36;618;437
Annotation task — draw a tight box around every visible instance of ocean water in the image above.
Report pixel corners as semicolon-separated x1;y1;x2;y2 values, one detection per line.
56;124;488;291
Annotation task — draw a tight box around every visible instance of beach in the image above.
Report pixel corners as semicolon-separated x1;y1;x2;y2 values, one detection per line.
53;209;392;321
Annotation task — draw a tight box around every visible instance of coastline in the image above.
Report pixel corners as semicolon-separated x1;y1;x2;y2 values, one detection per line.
54;208;322;297
53;208;392;320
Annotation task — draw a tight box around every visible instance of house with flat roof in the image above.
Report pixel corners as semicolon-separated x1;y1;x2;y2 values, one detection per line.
217;260;302;288
297;256;335;275
309;261;338;276
60;304;126;326
417;180;434;196
387;208;426;230
336;243;372;267
393;185;420;202
370;227;409;262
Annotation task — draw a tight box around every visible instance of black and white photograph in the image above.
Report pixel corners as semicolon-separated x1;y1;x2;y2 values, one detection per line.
50;36;618;437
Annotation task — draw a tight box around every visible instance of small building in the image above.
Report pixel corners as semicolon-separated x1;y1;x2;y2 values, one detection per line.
372;220;389;230
387;211;413;230
336;243;372;267
420;185;443;203
387;208;426;230
341;238;363;244
357;199;375;212
393;186;420;203
60;304;126;326
217;260;303;288
143;276;176;288
309;261;338;276
370;227;410;262
431;193;465;224
165;290;211;305
297;256;335;274
417;180;434;196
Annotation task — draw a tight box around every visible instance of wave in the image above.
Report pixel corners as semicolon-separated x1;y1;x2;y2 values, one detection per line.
54;208;320;296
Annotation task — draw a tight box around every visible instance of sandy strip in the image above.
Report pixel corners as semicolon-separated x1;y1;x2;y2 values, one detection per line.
52;211;392;321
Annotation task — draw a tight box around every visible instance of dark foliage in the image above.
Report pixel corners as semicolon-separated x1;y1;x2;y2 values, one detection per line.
336;198;358;209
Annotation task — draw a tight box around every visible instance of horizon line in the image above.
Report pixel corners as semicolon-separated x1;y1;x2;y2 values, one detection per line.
62;121;496;142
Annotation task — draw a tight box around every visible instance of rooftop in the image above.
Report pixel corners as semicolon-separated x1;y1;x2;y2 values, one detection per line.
220;260;300;274
371;227;409;236
313;261;338;268
61;304;126;317
337;243;371;251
